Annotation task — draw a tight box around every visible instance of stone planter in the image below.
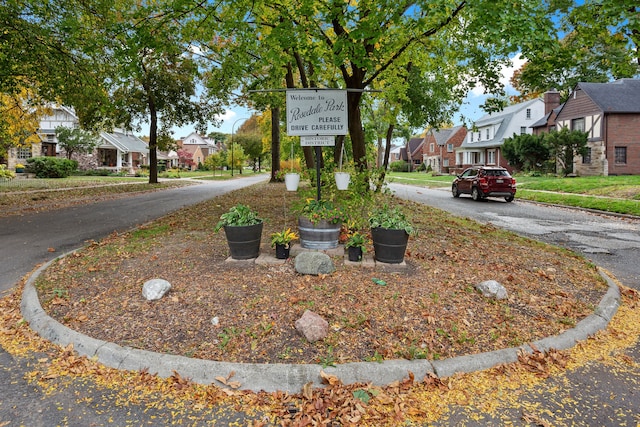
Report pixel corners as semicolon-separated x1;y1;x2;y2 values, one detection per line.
284;173;300;191
371;227;409;264
298;217;341;250
223;222;263;260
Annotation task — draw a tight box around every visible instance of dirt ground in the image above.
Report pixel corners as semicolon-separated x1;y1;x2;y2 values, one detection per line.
35;182;608;366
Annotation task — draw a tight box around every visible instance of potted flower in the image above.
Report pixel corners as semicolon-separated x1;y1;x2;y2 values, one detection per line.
295;198;349;249
344;231;366;262
214;204;263;260
270;228;298;259
15;163;25;173
369;204;415;264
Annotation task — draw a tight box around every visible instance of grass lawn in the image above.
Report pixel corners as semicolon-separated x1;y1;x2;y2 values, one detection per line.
388;172;640;216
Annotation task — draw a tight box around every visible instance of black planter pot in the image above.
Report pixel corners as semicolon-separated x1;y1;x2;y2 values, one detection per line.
371;227;409;264
223;222;263;260
275;243;290;259
347;246;363;262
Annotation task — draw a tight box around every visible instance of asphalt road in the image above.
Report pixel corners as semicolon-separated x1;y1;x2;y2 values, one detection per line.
389;182;640;290
0;174;269;293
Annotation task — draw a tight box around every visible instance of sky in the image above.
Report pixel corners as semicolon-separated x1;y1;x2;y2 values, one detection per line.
168;54;527;139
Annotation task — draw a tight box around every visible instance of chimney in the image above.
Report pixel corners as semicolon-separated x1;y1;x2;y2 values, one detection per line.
544;89;561;115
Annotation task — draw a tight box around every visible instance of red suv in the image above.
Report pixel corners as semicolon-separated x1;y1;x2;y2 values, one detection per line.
452;166;516;202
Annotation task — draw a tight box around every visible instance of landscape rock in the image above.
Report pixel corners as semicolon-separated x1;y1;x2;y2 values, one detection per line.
142;278;172;301
294;252;335;275
295;310;329;342
476;280;508;300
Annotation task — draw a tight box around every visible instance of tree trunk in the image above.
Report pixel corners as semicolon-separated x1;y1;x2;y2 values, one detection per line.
375;123;394;192
347;90;366;172
270;106;280;182
148;101;158;184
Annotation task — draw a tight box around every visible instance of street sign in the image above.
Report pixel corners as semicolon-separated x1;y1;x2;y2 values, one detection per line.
300;136;335;146
286;90;348;136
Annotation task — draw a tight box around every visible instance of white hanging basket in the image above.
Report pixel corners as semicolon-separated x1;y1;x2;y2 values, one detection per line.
285;173;300;191
334;172;350;190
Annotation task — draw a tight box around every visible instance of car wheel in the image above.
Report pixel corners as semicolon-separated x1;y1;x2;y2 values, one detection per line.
471;187;482;201
505;195;514;203
452;184;460;198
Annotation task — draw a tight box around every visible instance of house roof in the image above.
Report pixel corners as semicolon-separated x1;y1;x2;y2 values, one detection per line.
429;125;465;146
100;131;149;154
531;104;563;128
577;79;640;113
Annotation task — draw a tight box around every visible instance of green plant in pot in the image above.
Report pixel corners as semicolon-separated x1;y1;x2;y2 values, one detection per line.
270;228;298;259
368;204;414;264
295;198;349;249
344;231;366;262
215;204;263;260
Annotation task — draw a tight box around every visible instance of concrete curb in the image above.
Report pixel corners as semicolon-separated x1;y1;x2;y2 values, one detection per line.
21;256;620;393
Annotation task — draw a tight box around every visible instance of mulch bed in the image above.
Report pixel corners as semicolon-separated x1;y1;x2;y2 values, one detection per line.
35;182;608;365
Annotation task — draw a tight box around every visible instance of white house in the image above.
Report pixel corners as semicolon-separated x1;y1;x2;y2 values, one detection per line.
455;98;545;172
36;106;148;173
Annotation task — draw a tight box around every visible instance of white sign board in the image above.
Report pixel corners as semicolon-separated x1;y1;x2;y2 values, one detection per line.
286;90;348;136
300;136;335;146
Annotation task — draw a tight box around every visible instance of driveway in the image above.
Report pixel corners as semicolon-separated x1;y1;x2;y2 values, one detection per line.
389;183;640;290
0;175;269;293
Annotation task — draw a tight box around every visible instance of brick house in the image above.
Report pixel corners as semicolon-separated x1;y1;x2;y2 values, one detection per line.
399;137;425;170
455;98;545;174
422;125;467;174
554;79;640;176
179;132;222;170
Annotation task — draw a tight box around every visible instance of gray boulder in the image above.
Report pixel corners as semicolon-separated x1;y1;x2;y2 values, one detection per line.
295;310;329;342
294;252;335;275
142;278;172;301
476;280;508;300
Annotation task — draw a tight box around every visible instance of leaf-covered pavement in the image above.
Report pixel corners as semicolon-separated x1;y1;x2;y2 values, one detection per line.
2;181;639;425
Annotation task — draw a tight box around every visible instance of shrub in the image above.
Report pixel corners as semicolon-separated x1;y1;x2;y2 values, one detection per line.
0;164;15;180
390;160;410;172
26;157;78;178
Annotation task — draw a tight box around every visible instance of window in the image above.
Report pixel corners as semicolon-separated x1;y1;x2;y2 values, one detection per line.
526;108;531;119
615;147;627;164
470;133;474;142
447;143;453;152
429;143;434;152
443;159;449;167
572;118;585;132
520;127;527;135
487;150;496;165
485;129;490;139
17;147;31;159
582;148;591;164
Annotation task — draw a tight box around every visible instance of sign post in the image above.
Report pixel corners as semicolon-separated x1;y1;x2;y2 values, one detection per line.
286;90;347;201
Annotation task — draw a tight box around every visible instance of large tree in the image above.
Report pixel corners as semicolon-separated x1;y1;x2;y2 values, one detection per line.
511;1;639;101
92;2;225;183
195;0;557;174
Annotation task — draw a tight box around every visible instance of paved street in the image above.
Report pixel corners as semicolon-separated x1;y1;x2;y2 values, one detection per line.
0;175;268;294
389;183;640;290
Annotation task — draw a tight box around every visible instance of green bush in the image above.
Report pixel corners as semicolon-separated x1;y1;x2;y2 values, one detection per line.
26;157;78;178
390;160;410;172
0;164;15;180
